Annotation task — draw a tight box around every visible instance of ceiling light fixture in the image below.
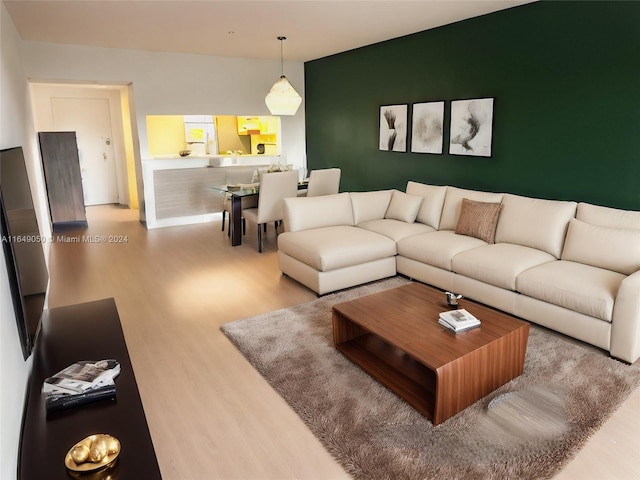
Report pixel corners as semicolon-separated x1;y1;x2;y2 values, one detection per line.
265;36;302;116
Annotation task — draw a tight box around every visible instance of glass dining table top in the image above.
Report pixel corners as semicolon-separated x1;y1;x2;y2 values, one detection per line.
210;180;308;196
210;184;260;196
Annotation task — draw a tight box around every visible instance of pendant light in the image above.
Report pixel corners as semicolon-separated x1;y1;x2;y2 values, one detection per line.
265;36;302;116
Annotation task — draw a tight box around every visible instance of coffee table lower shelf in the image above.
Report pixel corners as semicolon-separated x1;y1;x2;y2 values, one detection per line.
336;334;437;419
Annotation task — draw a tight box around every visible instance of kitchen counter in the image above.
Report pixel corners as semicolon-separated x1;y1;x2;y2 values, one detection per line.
148;154;278;164
208;155;279;167
141;155;280;229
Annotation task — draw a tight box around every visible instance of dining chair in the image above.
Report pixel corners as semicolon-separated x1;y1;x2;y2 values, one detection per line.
221;189;258;236
242;170;299;252
221;169;258;235
306;168;341;197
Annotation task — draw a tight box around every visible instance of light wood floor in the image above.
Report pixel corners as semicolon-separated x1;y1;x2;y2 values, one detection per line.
47;205;640;480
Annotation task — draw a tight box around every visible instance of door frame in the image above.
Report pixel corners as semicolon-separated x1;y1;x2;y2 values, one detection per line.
29;81;140;210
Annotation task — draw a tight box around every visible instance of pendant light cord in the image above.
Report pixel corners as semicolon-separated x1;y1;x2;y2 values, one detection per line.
278;36;286;77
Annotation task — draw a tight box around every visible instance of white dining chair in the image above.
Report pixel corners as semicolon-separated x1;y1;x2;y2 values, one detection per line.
306;168;341;197
221;169;258;235
221;189;258;236
242;170;299;252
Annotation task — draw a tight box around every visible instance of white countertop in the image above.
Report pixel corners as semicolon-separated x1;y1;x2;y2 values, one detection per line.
143;154;279;168
143;156;211;170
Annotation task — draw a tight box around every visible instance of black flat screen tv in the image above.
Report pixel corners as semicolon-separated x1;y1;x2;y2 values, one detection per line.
0;146;49;359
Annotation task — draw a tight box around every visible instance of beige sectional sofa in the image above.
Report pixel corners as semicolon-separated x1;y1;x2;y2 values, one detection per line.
278;182;640;363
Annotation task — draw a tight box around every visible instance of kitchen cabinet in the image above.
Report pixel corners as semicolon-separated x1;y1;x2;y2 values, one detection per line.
236;116;279;136
237;116;261;135
260;116;279;135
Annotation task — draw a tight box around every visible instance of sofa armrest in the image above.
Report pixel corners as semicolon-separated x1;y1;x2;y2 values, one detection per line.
283;193;354;232
611;270;640;363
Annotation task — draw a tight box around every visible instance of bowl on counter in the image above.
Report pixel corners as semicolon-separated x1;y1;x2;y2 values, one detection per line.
178;150;191;157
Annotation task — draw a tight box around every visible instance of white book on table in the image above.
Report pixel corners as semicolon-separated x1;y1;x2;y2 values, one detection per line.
438;309;480;331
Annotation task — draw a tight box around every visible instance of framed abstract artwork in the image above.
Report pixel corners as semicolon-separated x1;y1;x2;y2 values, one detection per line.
449;98;494;157
379;104;408;152
411;101;445;154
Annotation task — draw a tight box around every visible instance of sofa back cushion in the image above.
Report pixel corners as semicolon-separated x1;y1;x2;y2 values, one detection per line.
562;218;640;275
350;190;393;224
385;190;423;223
439;186;503;231
405;181;447;229
577;202;640;230
495;194;577;258
283;193;354;232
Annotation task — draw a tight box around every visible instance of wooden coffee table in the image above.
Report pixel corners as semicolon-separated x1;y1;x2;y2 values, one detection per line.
332;282;529;425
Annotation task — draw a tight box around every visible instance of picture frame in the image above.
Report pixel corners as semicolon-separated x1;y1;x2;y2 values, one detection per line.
449;98;494;157
379;104;408;152
411;101;445;154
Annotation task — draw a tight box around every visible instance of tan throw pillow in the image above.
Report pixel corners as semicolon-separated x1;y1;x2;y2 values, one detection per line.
455;198;502;243
385;190;423;223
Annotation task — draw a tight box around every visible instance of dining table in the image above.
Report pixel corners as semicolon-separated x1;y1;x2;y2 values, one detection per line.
210;180;308;246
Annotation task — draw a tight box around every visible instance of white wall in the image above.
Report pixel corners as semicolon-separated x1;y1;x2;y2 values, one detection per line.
0;4;48;479
20;41;307;168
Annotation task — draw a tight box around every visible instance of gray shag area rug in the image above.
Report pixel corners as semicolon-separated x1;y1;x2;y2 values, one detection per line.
221;277;640;479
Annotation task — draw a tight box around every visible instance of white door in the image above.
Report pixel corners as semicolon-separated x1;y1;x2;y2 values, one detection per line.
52;97;119;205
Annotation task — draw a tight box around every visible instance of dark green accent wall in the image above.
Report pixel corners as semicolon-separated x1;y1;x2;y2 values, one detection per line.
304;1;640;210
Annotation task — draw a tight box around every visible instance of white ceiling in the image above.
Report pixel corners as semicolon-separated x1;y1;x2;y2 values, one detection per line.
4;0;533;62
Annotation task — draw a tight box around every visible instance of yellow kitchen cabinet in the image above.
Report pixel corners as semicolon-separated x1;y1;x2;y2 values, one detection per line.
237;116;261;135
260;116;278;135
237;116;279;135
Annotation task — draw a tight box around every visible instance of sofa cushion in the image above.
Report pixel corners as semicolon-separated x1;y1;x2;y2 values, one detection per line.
350;190;393;224
397;230;486;271
385;190;423;223
516;260;626;322
561;218;640;276
577;202;640;229
495;194;577;258
358;219;435;242
405;181;447;229
277;226;396;272
452;243;556;291
455;198;502;244
283;193;354;233
439;187;503;231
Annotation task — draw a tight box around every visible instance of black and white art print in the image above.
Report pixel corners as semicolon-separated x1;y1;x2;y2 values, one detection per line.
411;101;444;154
379;104;407;152
449;98;494;157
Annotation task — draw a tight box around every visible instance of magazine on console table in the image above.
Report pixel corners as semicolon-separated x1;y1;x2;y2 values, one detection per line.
438;309;481;332
42;359;120;395
44;383;117;413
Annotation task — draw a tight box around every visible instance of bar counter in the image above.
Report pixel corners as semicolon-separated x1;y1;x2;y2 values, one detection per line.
141;155;278;229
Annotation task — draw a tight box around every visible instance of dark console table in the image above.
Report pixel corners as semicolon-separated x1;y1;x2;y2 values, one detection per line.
19;298;162;479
